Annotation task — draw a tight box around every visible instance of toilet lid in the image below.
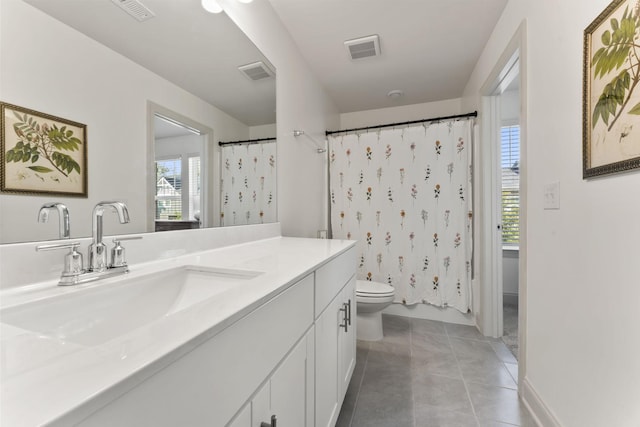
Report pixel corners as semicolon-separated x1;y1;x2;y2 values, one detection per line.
356;280;395;297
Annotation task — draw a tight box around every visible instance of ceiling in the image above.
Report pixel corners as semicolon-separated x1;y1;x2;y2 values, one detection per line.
24;0;276;127
268;0;508;113
23;0;508;121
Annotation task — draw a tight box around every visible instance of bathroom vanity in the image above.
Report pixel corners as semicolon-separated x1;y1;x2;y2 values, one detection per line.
0;227;356;427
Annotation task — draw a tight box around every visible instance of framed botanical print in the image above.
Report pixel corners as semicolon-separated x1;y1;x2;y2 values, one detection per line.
583;0;640;178
1;102;87;196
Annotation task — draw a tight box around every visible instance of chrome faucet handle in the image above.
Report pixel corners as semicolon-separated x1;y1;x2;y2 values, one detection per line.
110;236;142;268
36;242;84;285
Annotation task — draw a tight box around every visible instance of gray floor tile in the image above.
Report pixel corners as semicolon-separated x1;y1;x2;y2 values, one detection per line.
353;372;413;427
505;363;518;385
411;347;461;379
339;315;526;427
368;340;412;364
411;317;447;336
382;313;411;333
412;330;453;355
491;341;518;364
381;314;412;345
445;323;491;341
444;338;516;388
450;338;505;365
458;358;517;389
467;382;532;426
414;405;479;427
412;372;475;415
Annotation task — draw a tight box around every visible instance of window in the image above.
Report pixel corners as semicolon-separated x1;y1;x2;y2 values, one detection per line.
501;125;520;245
155;155;200;221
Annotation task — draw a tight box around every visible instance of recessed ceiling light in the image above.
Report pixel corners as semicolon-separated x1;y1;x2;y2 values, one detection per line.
387;90;404;99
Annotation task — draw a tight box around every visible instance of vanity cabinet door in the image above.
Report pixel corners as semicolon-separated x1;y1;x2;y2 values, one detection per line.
315;275;355;427
337;277;356;403
315;292;341;427
227;329;313;427
267;329;311;426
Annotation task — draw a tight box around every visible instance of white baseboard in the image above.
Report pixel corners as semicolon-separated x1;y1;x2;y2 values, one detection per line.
383;302;475;325
521;376;562;427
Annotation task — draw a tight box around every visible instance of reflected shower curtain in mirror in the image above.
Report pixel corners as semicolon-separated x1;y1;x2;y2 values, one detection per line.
329;120;473;313
220;141;276;226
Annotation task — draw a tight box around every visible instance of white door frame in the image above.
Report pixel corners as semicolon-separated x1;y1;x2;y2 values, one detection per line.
478;21;528;391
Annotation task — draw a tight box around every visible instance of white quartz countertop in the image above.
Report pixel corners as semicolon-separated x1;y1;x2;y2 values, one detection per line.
0;236;355;427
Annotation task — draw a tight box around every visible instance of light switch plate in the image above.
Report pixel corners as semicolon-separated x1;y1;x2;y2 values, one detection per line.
544;182;560;209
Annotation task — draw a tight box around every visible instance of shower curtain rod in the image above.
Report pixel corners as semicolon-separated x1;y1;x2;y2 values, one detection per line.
325;111;477;136
218;137;276;147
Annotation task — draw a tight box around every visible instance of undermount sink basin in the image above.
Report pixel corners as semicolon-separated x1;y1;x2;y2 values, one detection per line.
1;265;263;347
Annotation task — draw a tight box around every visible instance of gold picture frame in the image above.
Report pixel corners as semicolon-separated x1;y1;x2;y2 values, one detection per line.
1;102;87;197
583;0;640;178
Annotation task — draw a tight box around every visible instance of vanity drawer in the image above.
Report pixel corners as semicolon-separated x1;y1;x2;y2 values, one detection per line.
74;274;314;427
314;247;356;317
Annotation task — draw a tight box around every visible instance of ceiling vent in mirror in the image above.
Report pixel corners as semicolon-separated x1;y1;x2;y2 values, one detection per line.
111;0;155;22
238;61;275;81
344;34;381;60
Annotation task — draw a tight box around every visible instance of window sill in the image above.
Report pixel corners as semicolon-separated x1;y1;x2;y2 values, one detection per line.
502;245;519;252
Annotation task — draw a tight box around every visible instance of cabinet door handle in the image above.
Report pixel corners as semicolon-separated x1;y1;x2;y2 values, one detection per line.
339;303;348;332
347;298;352;326
261;415;277;427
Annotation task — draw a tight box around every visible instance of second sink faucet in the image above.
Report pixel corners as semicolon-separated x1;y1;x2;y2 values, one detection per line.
38;202;70;239
89;201;130;272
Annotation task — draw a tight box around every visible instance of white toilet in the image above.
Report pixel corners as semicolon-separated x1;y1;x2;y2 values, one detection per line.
355;280;395;341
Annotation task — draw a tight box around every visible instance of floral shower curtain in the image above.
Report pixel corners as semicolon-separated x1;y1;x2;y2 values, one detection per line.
220;141;276;226
329;120;473;313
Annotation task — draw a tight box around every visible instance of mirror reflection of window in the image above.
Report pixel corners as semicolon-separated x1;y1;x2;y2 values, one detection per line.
154;114;204;232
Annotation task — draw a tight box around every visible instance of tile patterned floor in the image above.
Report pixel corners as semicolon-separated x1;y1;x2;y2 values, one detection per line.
336;314;536;427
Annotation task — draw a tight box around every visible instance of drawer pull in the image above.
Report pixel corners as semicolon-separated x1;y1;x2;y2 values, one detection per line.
339;303;349;332
261;414;277;427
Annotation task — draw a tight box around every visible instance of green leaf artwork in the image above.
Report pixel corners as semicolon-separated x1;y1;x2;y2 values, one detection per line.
5;111;82;178
591;4;640;131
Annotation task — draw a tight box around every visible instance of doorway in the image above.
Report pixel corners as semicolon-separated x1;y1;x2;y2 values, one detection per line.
478;21;527;391
499;84;521;360
146;103;216;233
154;114;204;232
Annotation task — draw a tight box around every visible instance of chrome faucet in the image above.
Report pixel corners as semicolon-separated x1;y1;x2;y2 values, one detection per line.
88;201;130;272
38;202;70;239
37;201;140;286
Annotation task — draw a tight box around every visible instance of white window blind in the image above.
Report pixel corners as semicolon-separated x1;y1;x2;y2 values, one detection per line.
501;125;520;245
188;156;201;221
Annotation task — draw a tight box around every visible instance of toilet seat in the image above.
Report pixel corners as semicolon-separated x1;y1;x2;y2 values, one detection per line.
356;280;395;298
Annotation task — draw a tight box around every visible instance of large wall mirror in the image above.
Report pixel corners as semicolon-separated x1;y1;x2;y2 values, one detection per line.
0;0;276;244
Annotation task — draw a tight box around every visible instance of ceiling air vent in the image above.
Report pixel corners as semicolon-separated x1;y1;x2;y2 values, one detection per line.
344;35;381;60
111;0;155;22
238;61;275;81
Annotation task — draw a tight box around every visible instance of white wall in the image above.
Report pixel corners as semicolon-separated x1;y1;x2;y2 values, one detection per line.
463;1;640;426
249;123;277;140
340;98;462;129
0;0;249;243
223;1;339;238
